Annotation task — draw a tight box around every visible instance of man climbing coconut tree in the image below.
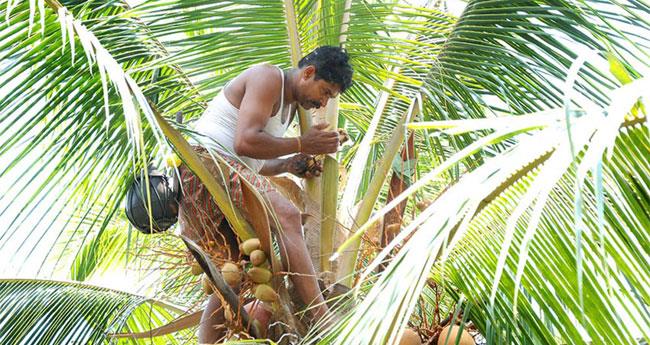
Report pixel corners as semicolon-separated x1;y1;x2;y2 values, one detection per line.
178;45;353;342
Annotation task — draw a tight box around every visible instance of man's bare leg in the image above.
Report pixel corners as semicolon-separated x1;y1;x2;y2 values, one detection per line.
259;190;328;319
198;294;227;343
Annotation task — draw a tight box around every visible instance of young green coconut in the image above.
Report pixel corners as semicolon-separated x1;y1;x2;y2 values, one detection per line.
247;267;272;284
399;328;422;345
437;325;474;345
201;275;214;295
249;249;267;266
190;262;203;276
254;284;278;303
221;262;242;288
241;238;261;256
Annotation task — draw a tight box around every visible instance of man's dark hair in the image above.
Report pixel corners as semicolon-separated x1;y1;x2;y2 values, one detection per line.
298;46;353;93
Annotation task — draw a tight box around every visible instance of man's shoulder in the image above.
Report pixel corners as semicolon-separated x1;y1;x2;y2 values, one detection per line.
249;62;280;73
243;63;282;87
244;62;280;82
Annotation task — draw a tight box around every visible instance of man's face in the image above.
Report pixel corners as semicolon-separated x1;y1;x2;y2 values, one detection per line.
297;65;341;110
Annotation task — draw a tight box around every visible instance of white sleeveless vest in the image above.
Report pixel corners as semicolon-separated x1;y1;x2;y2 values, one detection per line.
193;66;291;172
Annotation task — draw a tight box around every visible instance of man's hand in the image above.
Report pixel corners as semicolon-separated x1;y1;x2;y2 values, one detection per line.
285;154;322;178
300;123;339;155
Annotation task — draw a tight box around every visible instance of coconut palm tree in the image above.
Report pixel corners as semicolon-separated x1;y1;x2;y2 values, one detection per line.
0;0;648;344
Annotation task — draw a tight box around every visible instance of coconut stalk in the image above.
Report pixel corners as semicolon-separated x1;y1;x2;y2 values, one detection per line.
374;132;416;273
335;74;398;282
319;0;352;273
381;131;416;248
283;0;321;271
336;98;420;286
334;0;439;283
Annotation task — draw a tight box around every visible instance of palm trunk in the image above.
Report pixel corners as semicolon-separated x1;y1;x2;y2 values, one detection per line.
319;101;340;272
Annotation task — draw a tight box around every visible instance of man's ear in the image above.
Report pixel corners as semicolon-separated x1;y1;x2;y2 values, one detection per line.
302;65;316;80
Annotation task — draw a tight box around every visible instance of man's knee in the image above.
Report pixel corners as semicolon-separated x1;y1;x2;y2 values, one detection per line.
275;205;302;233
267;192;302;229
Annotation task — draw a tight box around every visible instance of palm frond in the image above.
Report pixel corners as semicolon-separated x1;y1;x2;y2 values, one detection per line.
0;0;201;277
0;279;189;344
1;1;649;344
320;67;648;344
420;0;649;121
444;120;649;344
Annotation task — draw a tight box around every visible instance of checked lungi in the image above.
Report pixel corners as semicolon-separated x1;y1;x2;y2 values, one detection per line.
177;146;274;255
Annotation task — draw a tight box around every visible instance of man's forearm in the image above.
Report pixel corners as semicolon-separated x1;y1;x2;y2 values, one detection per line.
235;131;300;159
258;159;288;176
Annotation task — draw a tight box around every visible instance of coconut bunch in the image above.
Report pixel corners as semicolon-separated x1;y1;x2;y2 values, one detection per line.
187;259;217;295
239;238;279;304
187;238;279;305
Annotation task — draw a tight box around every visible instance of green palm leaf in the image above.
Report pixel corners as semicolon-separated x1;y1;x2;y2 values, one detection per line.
1;0;649;344
0;0;202;277
0;279;189;344
323;70;648;344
